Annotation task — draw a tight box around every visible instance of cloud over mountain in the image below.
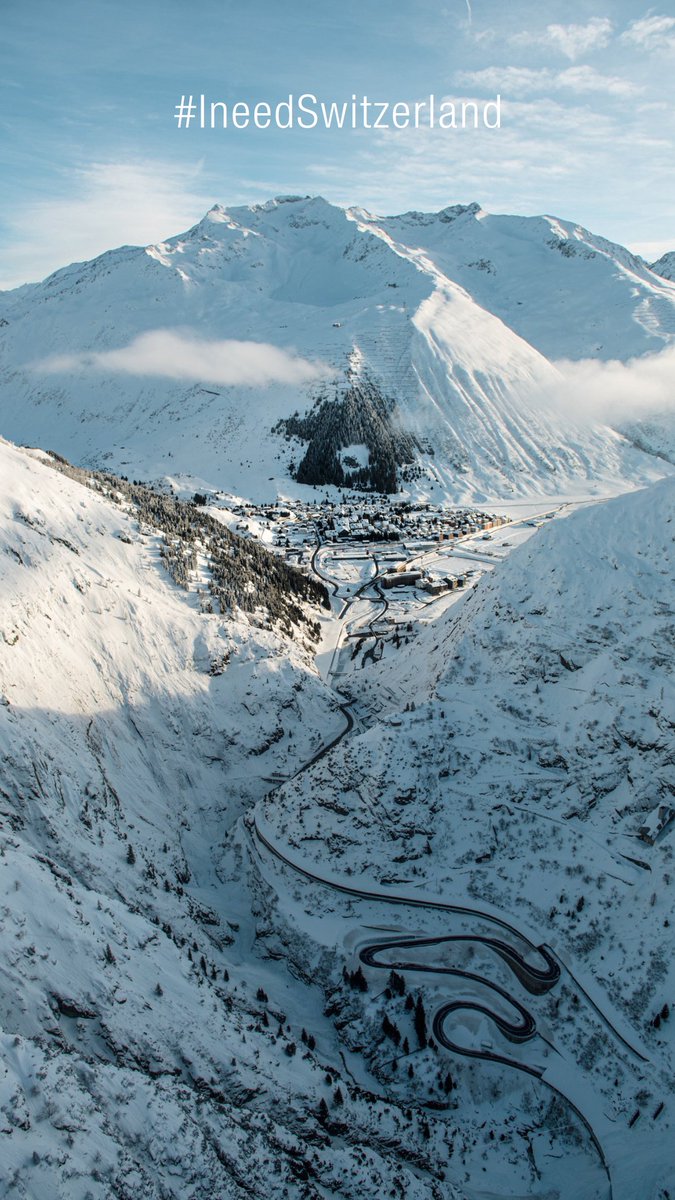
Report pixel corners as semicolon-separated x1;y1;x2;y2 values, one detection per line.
36;330;331;389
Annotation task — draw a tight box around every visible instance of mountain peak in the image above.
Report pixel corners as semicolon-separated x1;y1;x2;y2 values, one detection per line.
651;250;675;281
263;194;315;207
2;194;675;502
437;201;482;221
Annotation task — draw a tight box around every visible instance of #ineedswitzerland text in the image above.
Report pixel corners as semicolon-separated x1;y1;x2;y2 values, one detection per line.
174;92;502;131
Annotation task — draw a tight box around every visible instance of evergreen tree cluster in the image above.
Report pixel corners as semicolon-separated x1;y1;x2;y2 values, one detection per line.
342;965;368;992
275;374;419;494
45;454;330;638
160;538;197;589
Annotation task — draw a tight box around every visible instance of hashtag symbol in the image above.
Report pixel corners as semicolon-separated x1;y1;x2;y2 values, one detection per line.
174;95;197;129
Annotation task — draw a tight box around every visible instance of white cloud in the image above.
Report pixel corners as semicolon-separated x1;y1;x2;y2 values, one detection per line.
511;18;614;61
553;65;640;98
34;330;331;389
310;91;666;229
457;65;640;98
551;345;675;424
621;14;675;52
0;161;213;290
628;239;675;262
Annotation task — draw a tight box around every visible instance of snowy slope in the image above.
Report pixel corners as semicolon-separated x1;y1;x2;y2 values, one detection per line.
0;196;672;503
262;479;675;881
619;410;675;469
651;251;675;283
258;479;675;1195
0;437;466;1200
2;432;674;1196
356;203;675;361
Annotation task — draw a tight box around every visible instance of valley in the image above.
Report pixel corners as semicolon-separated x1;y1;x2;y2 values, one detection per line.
251;478;675;1200
0;436;674;1199
1;194;674;1199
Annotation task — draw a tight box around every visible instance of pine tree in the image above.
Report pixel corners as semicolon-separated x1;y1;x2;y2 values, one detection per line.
388;970;406;996
351;965;368;992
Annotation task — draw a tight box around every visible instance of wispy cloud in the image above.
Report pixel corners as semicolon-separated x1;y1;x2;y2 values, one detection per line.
304;86;675;257
0;161;213;290
456;65;640;98
511;18;614;61
34;330;331;389
621;13;675;52
551;345;675;424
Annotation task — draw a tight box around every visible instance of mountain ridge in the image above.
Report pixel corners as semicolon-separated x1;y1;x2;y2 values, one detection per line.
651;250;675;282
1;194;674;501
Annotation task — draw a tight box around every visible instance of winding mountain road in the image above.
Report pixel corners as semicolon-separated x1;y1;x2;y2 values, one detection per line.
250;522;660;1197
251;815;613;1195
360;932;560;995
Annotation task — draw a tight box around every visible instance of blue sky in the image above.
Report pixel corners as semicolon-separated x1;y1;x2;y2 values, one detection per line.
1;0;674;287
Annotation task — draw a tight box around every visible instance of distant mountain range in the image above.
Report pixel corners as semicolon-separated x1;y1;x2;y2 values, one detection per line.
1;195;674;500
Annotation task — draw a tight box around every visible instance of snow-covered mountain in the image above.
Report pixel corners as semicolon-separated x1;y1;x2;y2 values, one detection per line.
0;437;465;1199
262;478;675;886
257;477;675;1198
3;192;675;1198
651;251;675;283
2;428;674;1196
357;202;675;362
1;196;674;502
